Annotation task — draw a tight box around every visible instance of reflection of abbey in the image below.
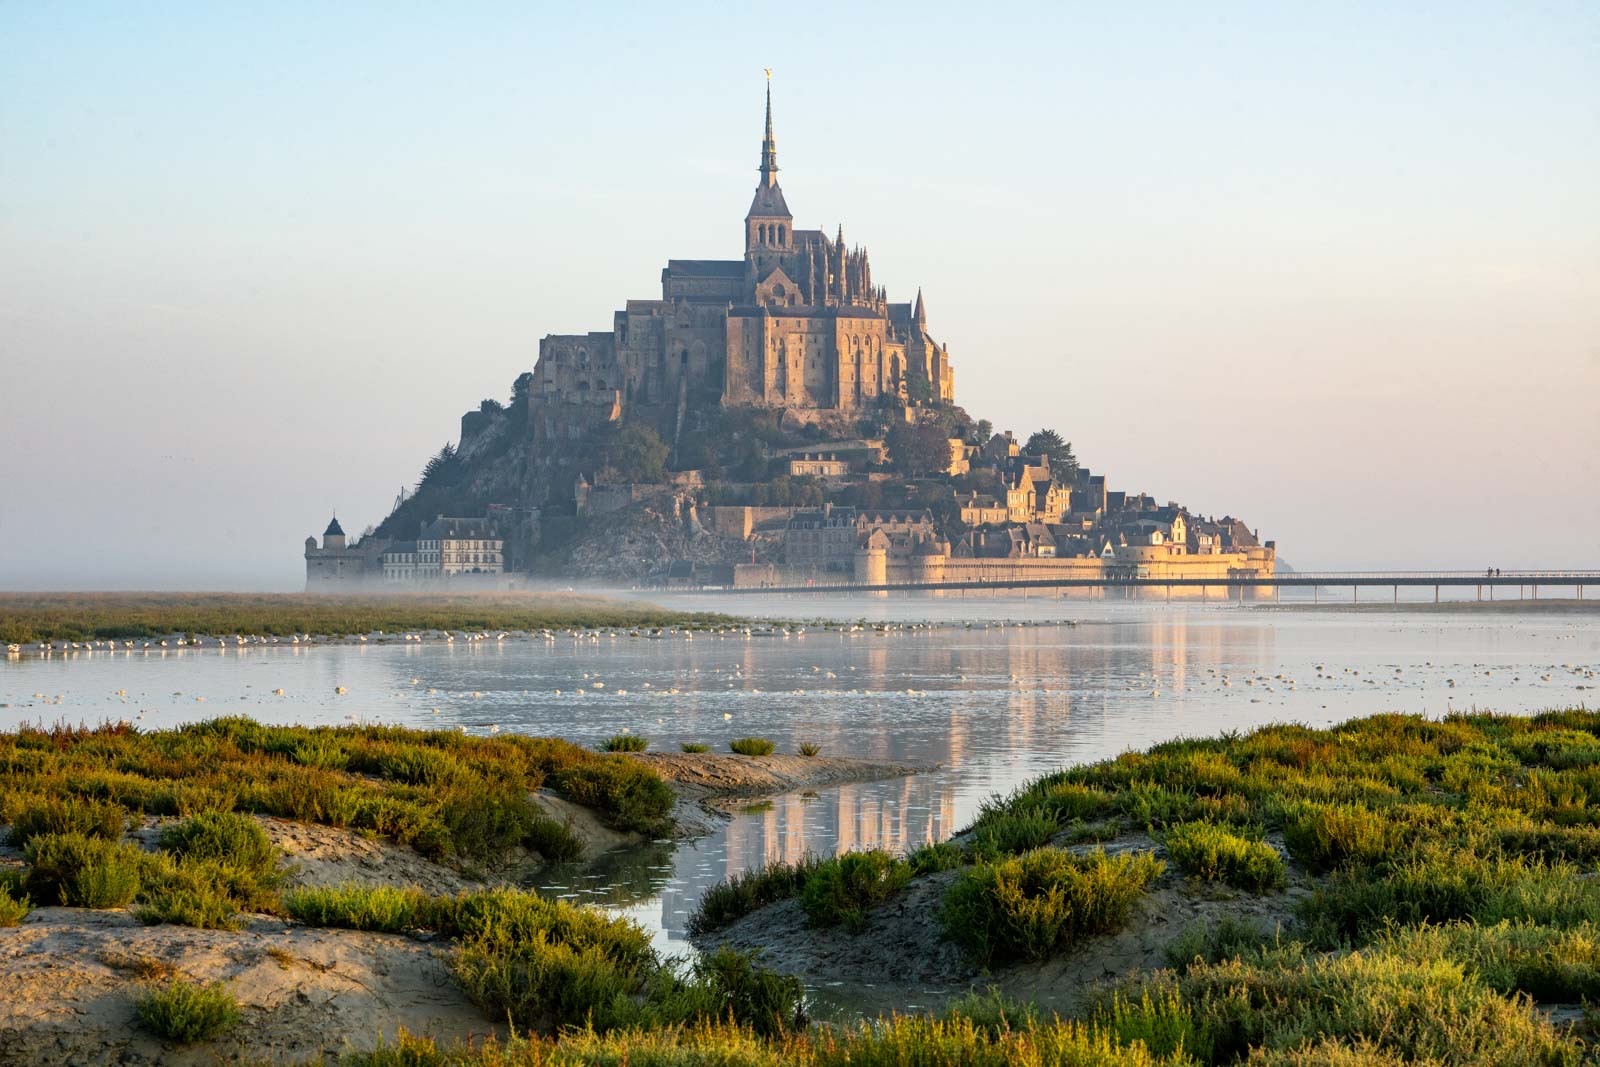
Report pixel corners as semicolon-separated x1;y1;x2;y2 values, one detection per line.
530;82;954;444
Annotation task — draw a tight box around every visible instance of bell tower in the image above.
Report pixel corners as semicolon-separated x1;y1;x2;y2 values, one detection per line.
744;72;792;258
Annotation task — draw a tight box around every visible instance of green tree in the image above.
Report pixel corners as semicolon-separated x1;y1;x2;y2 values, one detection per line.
886;421;954;478
1023;429;1077;476
601;423;670;484
972;419;993;445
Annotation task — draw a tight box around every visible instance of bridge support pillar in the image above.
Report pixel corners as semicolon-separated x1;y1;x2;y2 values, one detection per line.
1313;586;1319;604
1394;585;1398;605
1435;585;1439;604
1353;585;1358;604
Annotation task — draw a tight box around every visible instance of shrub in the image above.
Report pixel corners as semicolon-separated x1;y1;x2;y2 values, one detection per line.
965;806;1060;861
0;882;30;926
729;738;776;756
1378;920;1600;1002
679;742;711;753
798;742;821;757
909;840;966;875
1098;945;1576;1066
600;734;648;753
799;850;912;931
134;980;241;1044
688;856;824;936
156;811;277;878
1164;916;1283;973
449;891;659;1034
650;946;807;1037
549;761;674;834
940;848;1165;966
524;815;585;864
284;883;433;933
1283;803;1407;872
3;794;126;847
23;832;143;908
1163;822;1286;892
1301;848;1600;947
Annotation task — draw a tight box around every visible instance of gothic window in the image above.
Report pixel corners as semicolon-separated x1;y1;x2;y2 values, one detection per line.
777;224;785;244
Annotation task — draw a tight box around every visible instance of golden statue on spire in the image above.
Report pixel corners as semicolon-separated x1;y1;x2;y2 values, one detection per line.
764;67;772;81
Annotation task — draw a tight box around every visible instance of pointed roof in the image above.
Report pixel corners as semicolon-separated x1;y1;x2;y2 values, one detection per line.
913;288;926;324
324;516;345;537
746;76;791;220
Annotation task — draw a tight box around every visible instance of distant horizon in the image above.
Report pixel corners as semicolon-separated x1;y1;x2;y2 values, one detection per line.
3;3;1596;588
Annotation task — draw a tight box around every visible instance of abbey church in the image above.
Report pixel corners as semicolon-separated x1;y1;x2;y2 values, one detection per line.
530;82;956;442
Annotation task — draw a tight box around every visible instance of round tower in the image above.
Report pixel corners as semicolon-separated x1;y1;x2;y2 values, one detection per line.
853;538;888;598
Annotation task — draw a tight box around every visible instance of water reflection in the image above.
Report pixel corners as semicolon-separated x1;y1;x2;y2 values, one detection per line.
4;602;1598;954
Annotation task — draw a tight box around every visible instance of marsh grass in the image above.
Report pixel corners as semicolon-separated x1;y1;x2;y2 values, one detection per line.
0;718;671;867
1097;944;1580;1066
321;1013;1188;1066
797;742;821;757
599;734;648;753
798;851;912;932
679;742;711;753
1163;822;1285;892
688;855;825;937
940;848;1165;966
0;880;28;926
729;738;777;756
0;592;730;644
133;979;241;1044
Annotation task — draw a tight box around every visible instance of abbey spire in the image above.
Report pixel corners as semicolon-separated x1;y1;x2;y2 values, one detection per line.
759;76;779;187
744;71;792;255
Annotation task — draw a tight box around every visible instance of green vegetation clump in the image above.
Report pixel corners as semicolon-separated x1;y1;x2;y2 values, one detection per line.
797;742;821;757
965;805;1061;861
133;979;241;1044
24;832;143;908
600;734;648;753
0;592;730;644
3;793;126;847
1163;821;1285;892
0;719;669;867
688;856;825;937
940;848;1165;966
310;1012;1185;1066
0;876;29;926
1097;941;1576;1066
908;840;966;875
729;737;777;757
284;883;435;933
679;742;711;753
799;850;912;932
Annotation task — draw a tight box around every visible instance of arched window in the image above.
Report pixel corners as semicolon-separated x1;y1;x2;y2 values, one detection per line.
777;224;785;244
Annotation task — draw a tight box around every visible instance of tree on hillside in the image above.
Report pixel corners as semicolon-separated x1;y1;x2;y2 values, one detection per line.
972;419;993;445
1023;429;1078;477
418;443;462;490
601;423;670;484
886;420;955;478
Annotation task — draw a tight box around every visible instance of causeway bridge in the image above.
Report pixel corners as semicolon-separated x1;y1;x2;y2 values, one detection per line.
688;569;1600;602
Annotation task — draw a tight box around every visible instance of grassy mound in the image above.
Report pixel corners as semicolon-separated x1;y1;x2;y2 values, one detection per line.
1;718;673;871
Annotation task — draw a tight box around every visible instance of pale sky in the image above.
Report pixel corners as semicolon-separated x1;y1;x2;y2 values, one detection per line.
2;2;1596;588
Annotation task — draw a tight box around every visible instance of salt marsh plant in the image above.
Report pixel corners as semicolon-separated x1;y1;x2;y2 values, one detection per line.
133;980;241;1044
1162;821;1285;892
940;848;1165;966
729;737;777;756
798;850;912;931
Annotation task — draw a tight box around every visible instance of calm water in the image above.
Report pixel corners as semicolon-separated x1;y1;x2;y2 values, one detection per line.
4;600;1598;959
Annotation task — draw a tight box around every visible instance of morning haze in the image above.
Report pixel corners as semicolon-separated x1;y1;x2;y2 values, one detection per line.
2;3;1596;588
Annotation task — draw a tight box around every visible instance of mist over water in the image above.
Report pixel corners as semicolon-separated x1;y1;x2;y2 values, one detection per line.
5;600;1598;962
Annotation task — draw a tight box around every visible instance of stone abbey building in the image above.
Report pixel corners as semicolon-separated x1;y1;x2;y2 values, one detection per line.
531;83;956;443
